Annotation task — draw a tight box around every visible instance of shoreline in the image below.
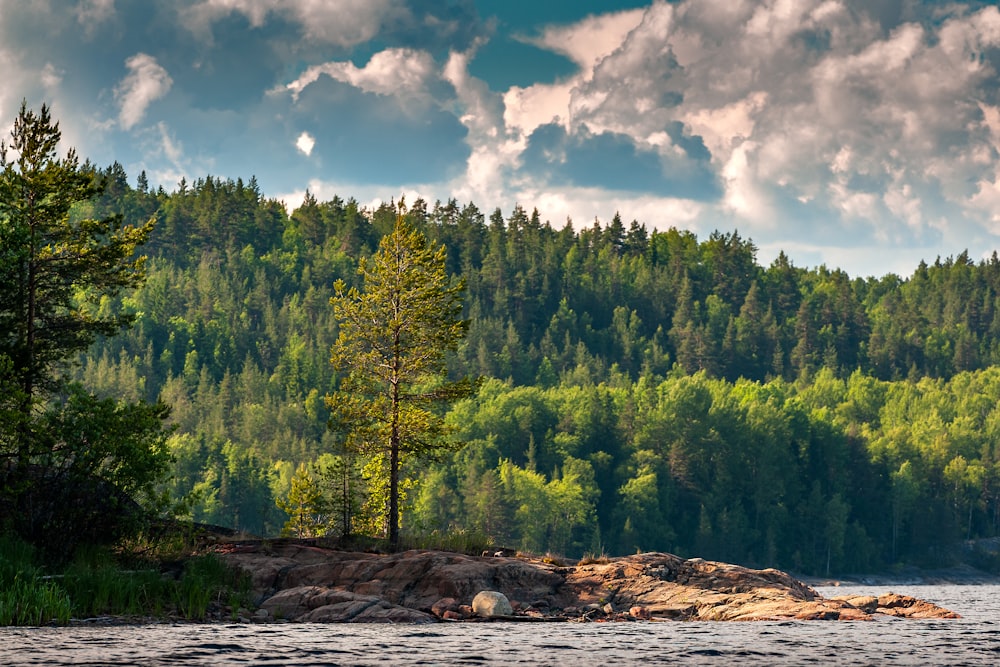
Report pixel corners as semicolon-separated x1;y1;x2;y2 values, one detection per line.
214;543;964;622
800;563;1000;587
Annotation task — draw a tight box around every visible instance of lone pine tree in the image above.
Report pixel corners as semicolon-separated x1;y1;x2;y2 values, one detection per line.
327;211;475;550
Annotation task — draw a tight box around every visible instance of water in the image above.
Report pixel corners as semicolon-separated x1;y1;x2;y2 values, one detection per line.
2;586;999;666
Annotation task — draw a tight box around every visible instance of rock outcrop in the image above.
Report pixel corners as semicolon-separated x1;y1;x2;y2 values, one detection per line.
215;541;959;623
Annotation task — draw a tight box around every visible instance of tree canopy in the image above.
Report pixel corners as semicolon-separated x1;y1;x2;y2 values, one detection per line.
46;159;1000;573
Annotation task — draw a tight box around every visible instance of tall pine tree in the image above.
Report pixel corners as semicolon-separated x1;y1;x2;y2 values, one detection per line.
327;211;476;550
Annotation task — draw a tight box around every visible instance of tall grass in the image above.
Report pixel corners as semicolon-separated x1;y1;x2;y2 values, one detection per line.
401;529;494;556
0;533;253;625
0;534;73;626
60;548;171;619
174;554;249;620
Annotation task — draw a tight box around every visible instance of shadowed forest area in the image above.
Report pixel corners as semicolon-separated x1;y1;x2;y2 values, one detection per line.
68;165;1000;575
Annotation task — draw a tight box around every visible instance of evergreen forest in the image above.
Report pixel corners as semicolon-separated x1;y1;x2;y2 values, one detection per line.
71;165;1000;575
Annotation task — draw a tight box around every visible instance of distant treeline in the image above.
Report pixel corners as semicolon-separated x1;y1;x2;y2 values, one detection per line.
74;165;1000;574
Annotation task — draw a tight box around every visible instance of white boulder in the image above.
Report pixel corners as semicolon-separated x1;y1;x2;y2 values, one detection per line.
472;590;513;617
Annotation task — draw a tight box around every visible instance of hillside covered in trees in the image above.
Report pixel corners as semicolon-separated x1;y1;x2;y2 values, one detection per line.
74;165;1000;575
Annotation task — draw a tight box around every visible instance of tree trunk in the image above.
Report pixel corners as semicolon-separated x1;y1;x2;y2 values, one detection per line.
389;331;401;551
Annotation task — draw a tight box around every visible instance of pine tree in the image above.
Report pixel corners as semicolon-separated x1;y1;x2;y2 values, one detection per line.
327;211;476;550
0;102;154;458
277;463;324;538
0;103;167;553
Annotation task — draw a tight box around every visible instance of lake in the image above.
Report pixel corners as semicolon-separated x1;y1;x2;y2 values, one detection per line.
2;585;998;665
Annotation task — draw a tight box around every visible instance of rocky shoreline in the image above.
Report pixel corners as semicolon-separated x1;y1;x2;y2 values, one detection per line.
213;541;961;623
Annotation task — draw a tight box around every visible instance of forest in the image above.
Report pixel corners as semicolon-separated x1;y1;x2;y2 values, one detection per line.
70;164;1000;575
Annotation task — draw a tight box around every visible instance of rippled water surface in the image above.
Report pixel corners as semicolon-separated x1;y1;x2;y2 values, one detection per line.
3;585;999;666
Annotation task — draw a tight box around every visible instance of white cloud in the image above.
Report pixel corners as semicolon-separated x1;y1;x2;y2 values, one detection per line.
682;92;766;159
76;0;115;33
115;53;173;130
280;48;439;104
295;131;315;156
40;62;63;89
496;8;648;143
499;1;1000;254
182;0;393;46
526;8;646;80
442;44;523;204
158;121;184;165
503;82;575;139
512;186;704;232
286;0;393;45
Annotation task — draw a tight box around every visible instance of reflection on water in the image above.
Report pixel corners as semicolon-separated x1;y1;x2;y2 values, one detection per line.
2;586;999;666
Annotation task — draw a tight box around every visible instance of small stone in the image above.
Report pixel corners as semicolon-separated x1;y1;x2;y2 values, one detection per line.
602;603;614;615
442;610;462;620
629;606;651;620
432;597;459;618
253;608;269;620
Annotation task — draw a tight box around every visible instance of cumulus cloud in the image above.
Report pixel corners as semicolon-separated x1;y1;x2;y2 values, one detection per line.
526;8;646;79
442;43;520;203
295;131;315;156
282;48;440;102
115;53;173;130
500;0;1000;263
181;0;394;46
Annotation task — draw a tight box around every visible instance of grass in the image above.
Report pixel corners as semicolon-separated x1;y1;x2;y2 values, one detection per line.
0;573;72;626
578;551;612;566
0;533;73;626
0;532;252;626
400;529;494;556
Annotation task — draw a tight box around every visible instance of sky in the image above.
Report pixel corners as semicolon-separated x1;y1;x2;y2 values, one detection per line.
2;0;1000;278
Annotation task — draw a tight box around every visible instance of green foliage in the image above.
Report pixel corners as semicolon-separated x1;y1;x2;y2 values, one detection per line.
173;554;250;621
3;386;174;557
0;575;72;626
61;548;168;618
0;533;72;626
277;462;324;537
400;528;494;556
313;450;364;539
